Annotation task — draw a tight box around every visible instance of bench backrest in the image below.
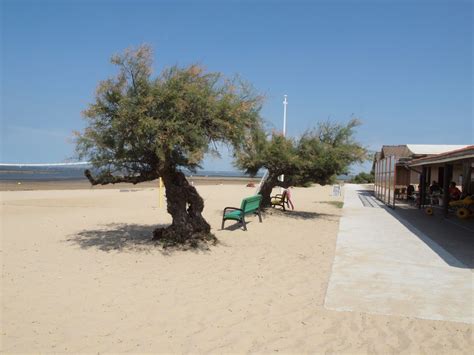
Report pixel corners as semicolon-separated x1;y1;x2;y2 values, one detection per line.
240;195;262;213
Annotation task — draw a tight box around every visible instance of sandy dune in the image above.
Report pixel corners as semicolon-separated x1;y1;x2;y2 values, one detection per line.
1;184;472;353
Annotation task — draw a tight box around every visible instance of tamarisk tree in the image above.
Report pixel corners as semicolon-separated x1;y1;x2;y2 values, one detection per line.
76;46;262;244
235;119;367;207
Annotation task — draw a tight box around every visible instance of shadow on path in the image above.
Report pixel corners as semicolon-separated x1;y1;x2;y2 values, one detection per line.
356;190;382;208
390;206;474;269
360;189;473;269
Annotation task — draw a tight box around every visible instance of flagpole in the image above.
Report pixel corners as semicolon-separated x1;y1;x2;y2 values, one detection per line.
280;95;288;192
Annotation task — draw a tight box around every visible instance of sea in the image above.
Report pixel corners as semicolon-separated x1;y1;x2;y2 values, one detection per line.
0;164;352;182
0;164;262;182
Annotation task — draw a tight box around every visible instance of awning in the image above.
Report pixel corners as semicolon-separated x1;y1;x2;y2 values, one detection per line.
409;146;474;167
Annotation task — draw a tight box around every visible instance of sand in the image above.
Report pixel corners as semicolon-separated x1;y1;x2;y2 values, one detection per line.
0;176;261;191
1;184;472;353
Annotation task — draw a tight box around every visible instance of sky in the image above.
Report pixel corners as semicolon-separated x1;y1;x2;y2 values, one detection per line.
1;0;472;173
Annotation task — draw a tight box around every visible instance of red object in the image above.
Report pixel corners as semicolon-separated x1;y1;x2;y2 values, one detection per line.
449;186;461;200
286;188;295;210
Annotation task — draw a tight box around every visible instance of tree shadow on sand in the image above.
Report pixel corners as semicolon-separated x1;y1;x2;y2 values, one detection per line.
263;209;339;221
66;223;214;254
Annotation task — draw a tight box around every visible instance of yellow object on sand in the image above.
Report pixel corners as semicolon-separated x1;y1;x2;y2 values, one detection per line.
158;177;163;208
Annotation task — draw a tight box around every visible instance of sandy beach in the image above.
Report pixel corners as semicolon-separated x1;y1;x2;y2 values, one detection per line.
0;176;261;191
1;183;472;353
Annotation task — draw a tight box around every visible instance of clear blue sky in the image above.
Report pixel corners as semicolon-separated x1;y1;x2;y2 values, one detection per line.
1;0;472;173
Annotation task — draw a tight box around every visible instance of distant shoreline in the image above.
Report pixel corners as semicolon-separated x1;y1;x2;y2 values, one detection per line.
0;176;262;191
0;165;263;183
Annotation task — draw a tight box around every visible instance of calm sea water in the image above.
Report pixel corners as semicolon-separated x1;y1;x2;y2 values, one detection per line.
0;165;262;181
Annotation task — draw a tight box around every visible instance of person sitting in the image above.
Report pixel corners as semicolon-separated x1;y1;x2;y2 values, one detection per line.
415;184;422;205
448;181;461;201
429;180;441;194
407;184;415;200
428;180;442;205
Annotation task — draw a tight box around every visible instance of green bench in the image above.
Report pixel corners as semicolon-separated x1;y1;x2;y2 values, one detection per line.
221;195;263;231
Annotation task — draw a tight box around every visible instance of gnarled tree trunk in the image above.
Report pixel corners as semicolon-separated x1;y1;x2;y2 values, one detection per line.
85;168;213;245
152;169;212;244
258;172;291;208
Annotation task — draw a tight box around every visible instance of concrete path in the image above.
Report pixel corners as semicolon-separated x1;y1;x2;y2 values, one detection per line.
324;184;473;324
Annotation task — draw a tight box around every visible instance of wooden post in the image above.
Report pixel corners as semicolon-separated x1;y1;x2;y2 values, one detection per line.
159;177;163;208
442;164;452;217
461;161;471;195
419;167;426;209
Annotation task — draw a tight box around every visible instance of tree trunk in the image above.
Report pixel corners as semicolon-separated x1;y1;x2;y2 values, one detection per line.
259;175;276;207
152;169;213;244
258;172;292;208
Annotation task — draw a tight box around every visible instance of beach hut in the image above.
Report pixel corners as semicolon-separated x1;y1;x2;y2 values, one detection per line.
373;144;469;207
409;145;474;216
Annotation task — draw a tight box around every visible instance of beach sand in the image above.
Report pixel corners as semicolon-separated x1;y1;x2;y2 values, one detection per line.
1;184;472;353
0;176;261;191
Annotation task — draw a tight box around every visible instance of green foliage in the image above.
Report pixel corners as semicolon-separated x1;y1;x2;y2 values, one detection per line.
237;130;298;177
350;171;375;184
76;45;263;178
75;45;265;242
235;119;368;188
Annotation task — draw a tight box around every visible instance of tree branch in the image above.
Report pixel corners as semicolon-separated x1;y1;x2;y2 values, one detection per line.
84;169;158;185
273;180;292;189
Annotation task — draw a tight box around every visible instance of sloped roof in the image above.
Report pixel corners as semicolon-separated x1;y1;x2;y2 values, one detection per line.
381;145;411;159
410;145;474;166
406;144;469;155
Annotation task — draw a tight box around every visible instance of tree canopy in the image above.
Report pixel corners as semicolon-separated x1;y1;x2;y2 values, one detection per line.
76;45;263;244
350;171;375;184
76;45;368;244
235;119;367;206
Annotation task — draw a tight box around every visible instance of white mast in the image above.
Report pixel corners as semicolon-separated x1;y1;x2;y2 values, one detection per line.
257;95;288;194
279;95;288;190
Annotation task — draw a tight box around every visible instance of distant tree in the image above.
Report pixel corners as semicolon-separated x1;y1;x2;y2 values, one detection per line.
76;45;263;245
351;171;375;184
235;120;367;206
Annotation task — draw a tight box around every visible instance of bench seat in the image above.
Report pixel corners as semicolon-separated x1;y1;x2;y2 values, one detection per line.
221;195;263;231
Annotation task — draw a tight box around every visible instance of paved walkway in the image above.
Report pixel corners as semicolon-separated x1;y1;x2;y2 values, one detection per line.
324;184;473;324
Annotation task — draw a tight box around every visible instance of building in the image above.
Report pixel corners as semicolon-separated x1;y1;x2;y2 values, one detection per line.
373;144;469;207
409;145;474;215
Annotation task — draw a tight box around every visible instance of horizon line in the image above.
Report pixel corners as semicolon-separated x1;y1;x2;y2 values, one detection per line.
0;162;90;167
